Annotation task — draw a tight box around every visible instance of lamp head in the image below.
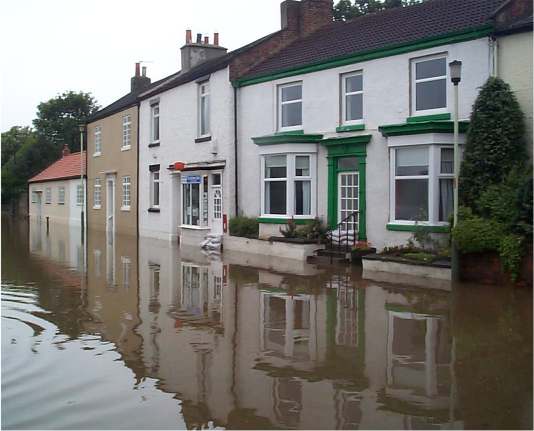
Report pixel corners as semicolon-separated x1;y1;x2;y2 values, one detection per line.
449;60;462;85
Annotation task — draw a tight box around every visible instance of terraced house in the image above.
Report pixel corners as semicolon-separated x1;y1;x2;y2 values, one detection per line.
86;64;152;236
234;0;529;250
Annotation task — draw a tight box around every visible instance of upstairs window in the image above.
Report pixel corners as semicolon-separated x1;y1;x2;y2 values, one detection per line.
93;178;101;208
198;82;210;137
411;54;447;115
94;126;102;155
45;187;52;204
58;187;65;205
122;115;131;149
122;176;131;209
151;104;160;143
342;72;363;124
76;184;84;206
278;82;302;131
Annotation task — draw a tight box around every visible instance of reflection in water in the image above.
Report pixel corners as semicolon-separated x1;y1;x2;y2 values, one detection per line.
1;217;532;430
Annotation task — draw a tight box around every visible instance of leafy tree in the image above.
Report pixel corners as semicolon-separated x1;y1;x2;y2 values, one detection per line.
33;90;99;155
333;0;424;21
1;126;36;166
459;77;527;208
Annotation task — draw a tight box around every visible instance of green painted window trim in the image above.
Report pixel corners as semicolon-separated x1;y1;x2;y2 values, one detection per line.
386;223;449;233
324;135;370;240
379;120;469;137
336;124;365;133
274;130;304;135
256;217;315;225
252;133;323;145
234;26;492;88
407;113;451;123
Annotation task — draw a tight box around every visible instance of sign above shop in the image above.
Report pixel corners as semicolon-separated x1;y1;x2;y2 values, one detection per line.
181;175;202;184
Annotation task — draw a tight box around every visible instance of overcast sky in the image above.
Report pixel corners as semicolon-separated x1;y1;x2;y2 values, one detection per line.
1;0;282;132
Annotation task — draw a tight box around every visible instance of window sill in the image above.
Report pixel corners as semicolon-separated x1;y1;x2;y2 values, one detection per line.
93;205;101;210
336;124;365;133
148;207;160;213
121;145;131;152
148;142;160;148
93;152;102;157
58;203;65;205
195;135;211;143
277;127;304;134
386;223;449;233
180;225;211;230
407;113;451;123
121;206;131;212
257;217;315;225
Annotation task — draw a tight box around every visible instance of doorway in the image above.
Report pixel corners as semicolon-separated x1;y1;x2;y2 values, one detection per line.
337;171;359;233
210;173;223;235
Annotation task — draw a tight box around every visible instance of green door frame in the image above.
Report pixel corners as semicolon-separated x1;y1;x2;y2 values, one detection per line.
321;135;372;240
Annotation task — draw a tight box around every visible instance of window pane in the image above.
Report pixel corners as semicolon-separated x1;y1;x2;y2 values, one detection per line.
346;93;363;121
395;179;428;220
265;155;287;178
346;74;362;92
183;184;190;225
295;156;310;176
415;58;446;79
440;148;454;174
396;147;428;176
265;181;286;214
416;79;446;111
212;173;221;185
281;84;302;102
201;95;209;135
191;183;200;225
153;116;160;141
281;102;302;127
439;178;453;222
154;180;159;206
295;181;311;215
338;157;359;171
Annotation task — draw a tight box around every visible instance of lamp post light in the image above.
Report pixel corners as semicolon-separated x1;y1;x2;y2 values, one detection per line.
79;124;86;243
449;60;462;227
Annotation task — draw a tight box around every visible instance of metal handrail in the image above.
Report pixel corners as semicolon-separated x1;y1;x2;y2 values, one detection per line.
326;211;358;263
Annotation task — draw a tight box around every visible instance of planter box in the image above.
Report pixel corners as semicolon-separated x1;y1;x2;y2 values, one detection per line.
362;254;451;280
269;236;319;245
460;251;533;287
223;235;324;261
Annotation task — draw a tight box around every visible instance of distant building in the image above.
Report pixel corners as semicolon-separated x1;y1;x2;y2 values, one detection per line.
28;146;86;226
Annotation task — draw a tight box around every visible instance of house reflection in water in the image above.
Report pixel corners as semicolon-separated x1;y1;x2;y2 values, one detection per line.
27;221;462;429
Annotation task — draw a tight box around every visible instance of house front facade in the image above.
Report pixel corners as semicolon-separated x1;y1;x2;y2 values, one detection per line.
86;63;151;236
235;0;502;251
28;147;86;226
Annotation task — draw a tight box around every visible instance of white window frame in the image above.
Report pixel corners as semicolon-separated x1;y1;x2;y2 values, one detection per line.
58;186;65;205
122;114;131;150
93;177;102;209
150;170;160;209
45;187;52;204
76;184;84;206
341;71;364;126
94;125;102;156
181;177;205;228
260;153;316;219
198;82;210;138
389;144;455;226
121;176;131;211
31;191;37;203
151;104;160;144
278;82;303;132
411;53;448;116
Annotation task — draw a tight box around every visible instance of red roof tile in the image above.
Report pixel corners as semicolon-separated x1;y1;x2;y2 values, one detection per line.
28;151;86;183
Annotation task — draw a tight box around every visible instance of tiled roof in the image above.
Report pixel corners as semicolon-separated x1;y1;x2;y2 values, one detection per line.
242;0;504;80
28;151;86;183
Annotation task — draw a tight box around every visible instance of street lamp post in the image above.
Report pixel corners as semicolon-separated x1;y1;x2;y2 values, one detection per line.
79;124;86;243
449;60;462;282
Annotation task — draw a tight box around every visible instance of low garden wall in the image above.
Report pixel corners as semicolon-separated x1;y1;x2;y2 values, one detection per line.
362;254;451;281
223;235;324;261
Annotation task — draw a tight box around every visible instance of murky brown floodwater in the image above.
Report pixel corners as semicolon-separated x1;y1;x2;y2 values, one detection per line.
1;217;532;430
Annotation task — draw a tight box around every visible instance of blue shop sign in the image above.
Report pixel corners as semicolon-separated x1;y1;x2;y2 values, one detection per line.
181;175;202;184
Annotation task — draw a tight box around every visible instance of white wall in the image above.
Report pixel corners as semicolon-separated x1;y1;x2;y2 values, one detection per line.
138;67;235;241
237;38;492;250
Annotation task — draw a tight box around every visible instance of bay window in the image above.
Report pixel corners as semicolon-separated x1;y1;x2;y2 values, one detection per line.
278;82;302;131
411;54;447;115
390;145;454;225
342;71;363;124
262;153;315;218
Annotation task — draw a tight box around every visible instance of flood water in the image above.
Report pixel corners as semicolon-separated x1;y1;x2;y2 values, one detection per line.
1;217;532;430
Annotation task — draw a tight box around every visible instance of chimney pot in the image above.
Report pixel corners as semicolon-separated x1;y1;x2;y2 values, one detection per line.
214;32;219;46
204;36;209;44
186;29;192;43
196;33;202;43
142;66;147;77
135;62;140;77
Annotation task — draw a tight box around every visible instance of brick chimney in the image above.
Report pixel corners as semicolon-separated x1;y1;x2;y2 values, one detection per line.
62;144;70;157
180;29;227;73
280;0;301;31
299;0;333;37
131;62;151;93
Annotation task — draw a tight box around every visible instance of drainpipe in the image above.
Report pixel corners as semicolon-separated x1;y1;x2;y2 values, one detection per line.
233;85;239;216
136;102;140;240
